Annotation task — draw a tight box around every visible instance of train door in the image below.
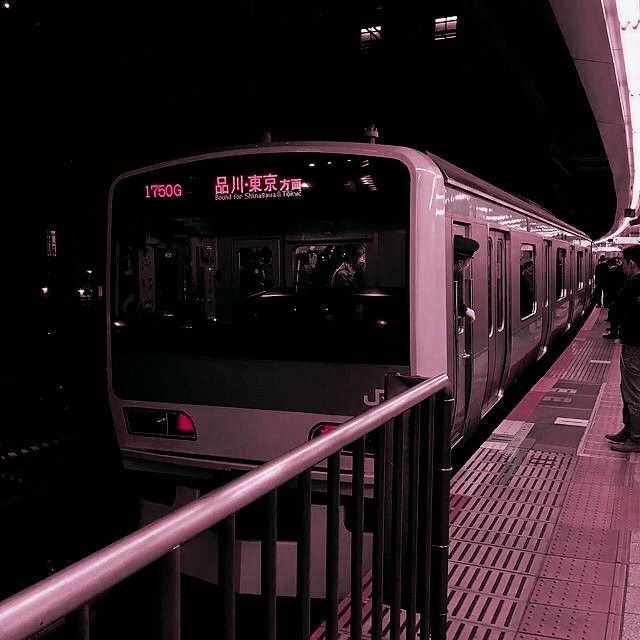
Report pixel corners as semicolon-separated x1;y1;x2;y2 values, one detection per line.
568;245;576;322
452;224;475;442
484;230;508;411
539;240;552;357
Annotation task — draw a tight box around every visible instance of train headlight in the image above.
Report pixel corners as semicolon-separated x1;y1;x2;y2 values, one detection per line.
124;408;197;439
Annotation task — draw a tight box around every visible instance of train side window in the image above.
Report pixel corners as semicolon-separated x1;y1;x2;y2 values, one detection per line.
488;238;493;337
520;244;536;319
556;248;567;299
577;252;584;290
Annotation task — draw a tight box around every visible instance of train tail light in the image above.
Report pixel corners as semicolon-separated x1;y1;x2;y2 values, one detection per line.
124;408;197;439
308;422;375;454
308;422;341;440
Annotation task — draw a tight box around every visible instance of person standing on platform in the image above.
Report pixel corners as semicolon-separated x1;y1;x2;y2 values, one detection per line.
603;257;626;307
605;245;640;451
603;257;628;338
593;255;608;307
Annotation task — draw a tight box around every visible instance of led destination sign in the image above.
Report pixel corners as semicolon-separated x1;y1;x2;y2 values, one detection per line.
144;184;183;199
214;173;303;201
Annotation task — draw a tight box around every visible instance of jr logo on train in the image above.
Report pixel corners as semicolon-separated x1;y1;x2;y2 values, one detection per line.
107;141;593;596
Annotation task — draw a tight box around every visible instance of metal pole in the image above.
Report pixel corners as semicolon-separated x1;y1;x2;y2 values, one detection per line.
160;546;181;640
430;394;452;640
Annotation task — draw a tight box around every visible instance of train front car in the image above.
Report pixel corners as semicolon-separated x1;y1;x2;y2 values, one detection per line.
106;142;448;596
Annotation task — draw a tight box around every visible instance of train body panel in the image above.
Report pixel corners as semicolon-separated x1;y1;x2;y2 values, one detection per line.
106;141;592;594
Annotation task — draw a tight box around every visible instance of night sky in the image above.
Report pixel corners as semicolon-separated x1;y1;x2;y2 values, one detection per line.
1;0;615;251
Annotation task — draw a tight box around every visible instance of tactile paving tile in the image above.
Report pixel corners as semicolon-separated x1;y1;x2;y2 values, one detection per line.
539;556;618;586
448;565;536;600
572;458;628;485
548;524;619;562
448;590;523;630
560;339;616;383
530;577;612;613
562;483;620;514
519;602;609;639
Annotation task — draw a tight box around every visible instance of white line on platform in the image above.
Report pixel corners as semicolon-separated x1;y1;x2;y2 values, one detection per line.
555;417;590;427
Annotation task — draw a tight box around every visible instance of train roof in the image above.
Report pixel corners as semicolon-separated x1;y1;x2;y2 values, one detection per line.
427;152;591;241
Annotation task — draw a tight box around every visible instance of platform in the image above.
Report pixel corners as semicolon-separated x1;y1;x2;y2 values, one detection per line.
447;306;638;640
314;306;640;639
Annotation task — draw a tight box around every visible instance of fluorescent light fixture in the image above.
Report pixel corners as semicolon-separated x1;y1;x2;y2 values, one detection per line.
604;0;640;213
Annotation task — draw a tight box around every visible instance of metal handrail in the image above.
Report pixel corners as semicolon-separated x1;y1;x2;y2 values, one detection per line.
0;374;448;640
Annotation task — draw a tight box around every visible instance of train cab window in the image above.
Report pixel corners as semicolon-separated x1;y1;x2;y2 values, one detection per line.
520;244;536;319
577;252;584;290
556;248;567;299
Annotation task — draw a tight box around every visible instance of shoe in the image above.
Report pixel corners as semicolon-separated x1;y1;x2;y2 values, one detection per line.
605;428;629;442
602;333;618;339
610;440;640;453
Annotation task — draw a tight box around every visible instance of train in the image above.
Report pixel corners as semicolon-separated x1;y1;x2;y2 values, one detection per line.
107;140;593;596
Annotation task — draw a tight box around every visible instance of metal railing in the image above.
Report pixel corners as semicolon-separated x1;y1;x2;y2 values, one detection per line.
0;372;451;640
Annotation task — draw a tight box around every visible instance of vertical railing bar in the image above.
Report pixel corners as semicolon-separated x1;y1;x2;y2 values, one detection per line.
66;603;90;640
390;414;405;640
405;405;420;639
371;422;389;640
160;545;181;640
219;515;236;640
262;491;277;640
419;396;435;640
350;438;365;640
430;393;452;640
326;453;341;640
297;471;311;640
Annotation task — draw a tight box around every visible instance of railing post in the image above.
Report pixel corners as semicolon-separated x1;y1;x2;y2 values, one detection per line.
66;603;90;640
262;491;277;640
160;546;181;640
297;471;311;640
219;516;236;640
430;393;452;640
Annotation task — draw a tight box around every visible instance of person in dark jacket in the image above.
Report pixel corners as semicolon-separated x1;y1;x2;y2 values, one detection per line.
593;255;608;307
605;245;640;451
603;257;628;338
603;257;626;307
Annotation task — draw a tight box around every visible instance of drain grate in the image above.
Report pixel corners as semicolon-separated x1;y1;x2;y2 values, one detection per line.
451;512;553;540
450;496;559;522
519;603;609;639
448;565;536;599
450;526;550;553
449;483;565;507
447;619;515;640
448;590;522;629
449;542;543;574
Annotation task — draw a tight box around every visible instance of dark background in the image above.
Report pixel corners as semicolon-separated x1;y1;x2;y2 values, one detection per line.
0;0;616;470
0;0;616;598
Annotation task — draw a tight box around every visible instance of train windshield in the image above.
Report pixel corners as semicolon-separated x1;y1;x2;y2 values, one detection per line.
111;152;410;364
